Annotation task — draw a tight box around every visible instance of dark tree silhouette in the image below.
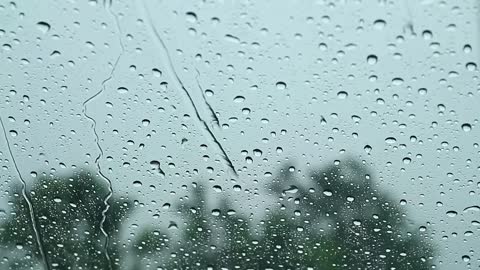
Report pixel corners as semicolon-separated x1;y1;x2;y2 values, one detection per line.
144;158;435;269
0;158;435;269
0;170;132;270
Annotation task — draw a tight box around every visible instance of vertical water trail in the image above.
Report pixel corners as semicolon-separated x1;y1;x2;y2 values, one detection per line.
81;1;125;269
0;117;50;270
139;0;238;176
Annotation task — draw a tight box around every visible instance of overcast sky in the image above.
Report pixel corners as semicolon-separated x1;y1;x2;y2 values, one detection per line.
1;0;479;268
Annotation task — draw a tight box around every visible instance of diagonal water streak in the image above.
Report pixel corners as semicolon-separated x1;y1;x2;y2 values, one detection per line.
194;68;220;128
139;0;238;177
0;117;50;270
80;1;125;269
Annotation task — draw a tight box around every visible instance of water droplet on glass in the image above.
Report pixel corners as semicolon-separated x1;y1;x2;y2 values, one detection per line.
142;119;150;126
36;21;50;33
385;137;397;144
233;96;245;103
392;78;404;86
276;81;286;90
152;68;162;77
364;145;372;154
418;88;427;95
117;87;128;94
367;54;378;65
462;123;472;132
466;62;477;71
446;210;458;217
185;12;197;23
337;91;348;99
373;19;386;30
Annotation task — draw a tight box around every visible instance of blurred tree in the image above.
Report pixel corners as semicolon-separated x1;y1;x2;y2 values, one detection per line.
149;158;435;269
0;158;435;269
0;170;132;270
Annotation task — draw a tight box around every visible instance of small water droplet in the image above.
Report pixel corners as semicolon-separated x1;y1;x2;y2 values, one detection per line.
152;68;162;77
323;190;333;196
276;81;287;90
142;119;150;126
392;78;404;85
185;12;197;23
418;88;427;95
446;210;457;217
367;54;378;65
233;96;245;103
364;145;372;154
117;87;128;94
385;137;397;144
337;91;348;99
36;21;51;33
462;123;472;132
466;62;477;71
373;19;386;30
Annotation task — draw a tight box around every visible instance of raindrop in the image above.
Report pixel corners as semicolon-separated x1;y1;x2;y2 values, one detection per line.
392;78;404;86
253;149;263;157
337;91;348;99
367;54;378;65
422;30;433;40
385;137;397;144
152;68;162;77
276;81;287;90
323;190;333;196
233;96;245;103
133;181;142;187
418;88;427;95
463;205;480;213
461;123;472;132
36;21;50;33
373;19;386;30
185;12;197;23
446;210;457;217
284;185;298;194
466;62;477;71
142;119;150;126
205;89;214;97
117;87;128;94
364;145;372;154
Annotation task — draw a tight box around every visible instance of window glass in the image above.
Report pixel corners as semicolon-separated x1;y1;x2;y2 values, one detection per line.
0;0;479;269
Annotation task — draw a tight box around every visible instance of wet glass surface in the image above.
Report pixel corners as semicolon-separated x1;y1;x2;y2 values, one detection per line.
0;0;479;269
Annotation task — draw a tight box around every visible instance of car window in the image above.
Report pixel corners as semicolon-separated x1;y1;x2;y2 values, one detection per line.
0;0;479;269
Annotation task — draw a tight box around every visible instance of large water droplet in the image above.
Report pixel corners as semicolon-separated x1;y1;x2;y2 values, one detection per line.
36;21;51;33
462;123;472;132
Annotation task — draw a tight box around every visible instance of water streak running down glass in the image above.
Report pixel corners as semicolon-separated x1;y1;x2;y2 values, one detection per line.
0;0;479;269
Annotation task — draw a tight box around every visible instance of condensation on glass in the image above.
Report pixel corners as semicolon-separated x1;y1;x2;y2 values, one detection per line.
0;0;479;269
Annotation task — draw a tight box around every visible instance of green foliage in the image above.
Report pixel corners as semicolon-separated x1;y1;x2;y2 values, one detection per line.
0;159;435;269
0;170;131;269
